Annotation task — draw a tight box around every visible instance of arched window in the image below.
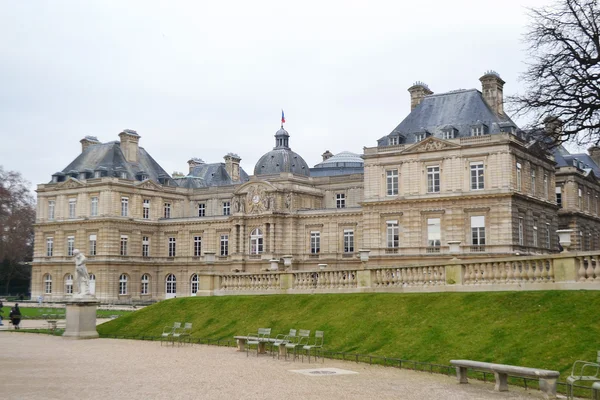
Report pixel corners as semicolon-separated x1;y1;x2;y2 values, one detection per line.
190;274;199;295
64;274;73;294
89;273;96;295
165;274;176;299
119;274;128;295
44;274;52;294
250;228;263;254
141;274;150;295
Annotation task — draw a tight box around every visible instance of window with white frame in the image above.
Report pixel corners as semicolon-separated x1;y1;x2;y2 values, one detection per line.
89;273;96;295
470;162;484;190
68;198;77;218
67;236;75;256
220;234;229;256
427;218;441;247
166;274;176;295
344;230;354;253
556;186;562;208
89;234;97;256
120;235;128;256
168;237;176;257
533;219;538;247
389;136;398;145
310;231;321;254
198;203;206;217
471;125;487;136
193;236;202;257
386;169;398;196
90;196;98;217
141;274;150;295
336;193;346;209
223;201;231;216
250;229;263;254
518;217;524;245
119;274;128;295
46;237;53;257
579;188;583;209
471;216;486;246
44;274;52;294
190;274;199;295
142;236;150;257
143;199;150;219
416;133;426;142
531;168;536;194
546;223;551;248
442;129;456;139
387;221;399;248
164;203;171;219
65;274;73;294
48;200;55;220
543;173;548;199
516;162;522;191
94;171;101;178
427;166;440;193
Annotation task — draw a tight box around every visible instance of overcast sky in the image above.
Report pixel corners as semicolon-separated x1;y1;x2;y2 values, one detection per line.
0;0;554;191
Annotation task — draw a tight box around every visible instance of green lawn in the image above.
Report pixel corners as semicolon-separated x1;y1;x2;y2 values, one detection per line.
97;291;599;380
0;307;131;319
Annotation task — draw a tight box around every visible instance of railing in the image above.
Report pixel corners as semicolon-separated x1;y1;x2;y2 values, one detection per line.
293;270;358;290
219;273;280;291
462;259;554;285
373;266;446;287
577;255;600;281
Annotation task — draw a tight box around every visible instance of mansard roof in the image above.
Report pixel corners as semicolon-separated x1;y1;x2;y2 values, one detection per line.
377;89;518;146
554;147;600;177
176;163;250;188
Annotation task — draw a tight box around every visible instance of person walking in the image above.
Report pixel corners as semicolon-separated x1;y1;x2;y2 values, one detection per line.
9;303;21;330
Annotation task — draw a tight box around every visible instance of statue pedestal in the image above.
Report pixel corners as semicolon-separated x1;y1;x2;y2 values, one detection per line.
63;296;99;339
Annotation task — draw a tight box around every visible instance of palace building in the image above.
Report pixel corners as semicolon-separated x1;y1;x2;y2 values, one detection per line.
31;71;600;302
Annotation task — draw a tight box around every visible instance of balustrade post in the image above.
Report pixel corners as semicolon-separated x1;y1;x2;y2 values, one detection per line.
280;272;294;290
444;264;463;285
357;269;373;289
552;255;579;282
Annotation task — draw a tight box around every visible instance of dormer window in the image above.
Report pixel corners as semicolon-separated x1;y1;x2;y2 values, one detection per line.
79;172;87;180
416;133;426;142
94;171;101;178
120;172;128;179
389;136;399;146
470;123;488;136
441;127;457;140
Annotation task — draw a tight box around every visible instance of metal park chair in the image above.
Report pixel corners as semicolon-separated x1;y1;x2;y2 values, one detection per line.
567;351;600;399
271;329;297;359
161;322;181;346
303;330;324;363
285;329;310;361
175;323;193;346
246;328;271;357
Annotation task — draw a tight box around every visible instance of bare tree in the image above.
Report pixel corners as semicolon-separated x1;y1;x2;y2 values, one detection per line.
510;0;600;147
0;166;35;295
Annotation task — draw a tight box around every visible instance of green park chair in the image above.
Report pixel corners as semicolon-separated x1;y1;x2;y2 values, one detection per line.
285;329;310;361
246;328;271;357
161;322;181;346
303;330;324;363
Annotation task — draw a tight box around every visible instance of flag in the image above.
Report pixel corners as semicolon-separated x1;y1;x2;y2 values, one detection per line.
281;109;285;124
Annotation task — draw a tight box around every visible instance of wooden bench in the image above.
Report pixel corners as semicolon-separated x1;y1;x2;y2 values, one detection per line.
450;359;560;399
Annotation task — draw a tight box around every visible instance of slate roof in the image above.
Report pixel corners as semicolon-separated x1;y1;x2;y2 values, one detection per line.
553;146;600;176
56;141;176;185
254;127;310;177
377;89;518;146
176;162;250;188
310;151;364;177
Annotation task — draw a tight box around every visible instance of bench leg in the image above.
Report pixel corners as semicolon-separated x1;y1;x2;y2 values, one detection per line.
494;372;508;392
456;366;469;384
236;339;246;352
539;378;558;400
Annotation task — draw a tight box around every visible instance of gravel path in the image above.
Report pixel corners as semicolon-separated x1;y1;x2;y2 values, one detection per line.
0;333;548;400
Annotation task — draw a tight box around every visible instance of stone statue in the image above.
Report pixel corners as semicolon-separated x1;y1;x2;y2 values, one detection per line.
73;249;91;296
285;192;292;209
233;197;240;213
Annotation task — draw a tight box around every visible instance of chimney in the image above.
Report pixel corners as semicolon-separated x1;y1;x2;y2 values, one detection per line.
322;150;333;161
224;153;242;182
80;136;100;152
118;129;140;163
479;70;505;115
589;147;600;168
187;157;205;173
408;82;433;111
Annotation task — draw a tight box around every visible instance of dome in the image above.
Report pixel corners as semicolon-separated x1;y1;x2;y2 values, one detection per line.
313;151;364;168
254;126;310;177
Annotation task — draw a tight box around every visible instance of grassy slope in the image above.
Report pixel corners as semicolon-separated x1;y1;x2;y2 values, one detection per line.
97;291;600;379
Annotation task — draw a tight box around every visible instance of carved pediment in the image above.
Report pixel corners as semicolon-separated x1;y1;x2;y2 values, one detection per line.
402;137;460;154
58;177;84;189
134;179;162;190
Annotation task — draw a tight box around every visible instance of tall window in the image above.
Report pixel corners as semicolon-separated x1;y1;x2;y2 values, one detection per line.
67;236;75;256
119;274;128;295
68;198;77;218
250;229;263;254
65;274;73;294
310;232;321;254
516;162;522;191
471;216;486;247
141;274;150;295
143;199;150;219
166;274;176;296
168;237;176;257
533;219;538;247
543;173;549;199
579;188;583;209
90;197;98;217
336;193;346;209
44;274;52;294
470;162;484;190
427;218;441;247
198;203;206;217
386;169;398;196
546;223;551;248
387;221;399;248
531;168;536;194
223;201;231;216
48;200;55;220
164;203;171;219
142;236;150;257
120;235;128;256
191;274;199;295
344;230;354;253
89;273;96;295
588;192;592;211
556;187;562;208
89;234;97;256
518;217;524;245
46;237;54;257
427;166;440;193
220;234;229;256
193;236;202;257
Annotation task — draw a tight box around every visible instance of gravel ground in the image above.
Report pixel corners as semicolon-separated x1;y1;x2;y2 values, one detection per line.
0;333;549;400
